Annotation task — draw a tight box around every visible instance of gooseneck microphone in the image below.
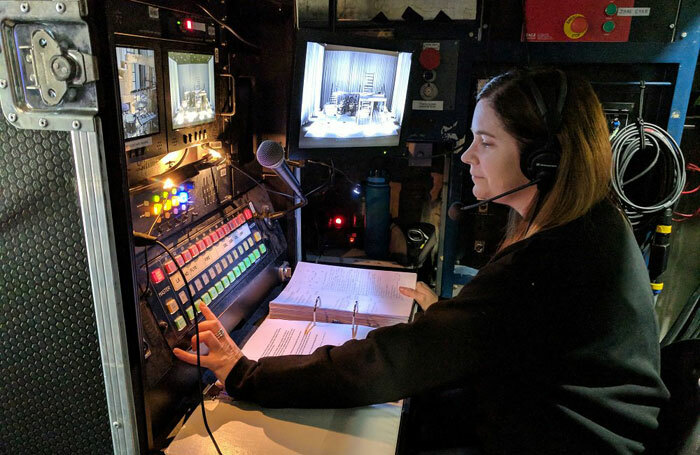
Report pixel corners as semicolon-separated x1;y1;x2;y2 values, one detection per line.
256;141;308;218
448;178;541;220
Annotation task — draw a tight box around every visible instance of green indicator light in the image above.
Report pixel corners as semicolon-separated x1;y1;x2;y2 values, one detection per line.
604;4;617;16
202;294;212;305
602;21;615;33
227;271;235;282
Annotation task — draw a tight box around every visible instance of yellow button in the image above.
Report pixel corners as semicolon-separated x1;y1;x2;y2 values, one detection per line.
165;298;178;314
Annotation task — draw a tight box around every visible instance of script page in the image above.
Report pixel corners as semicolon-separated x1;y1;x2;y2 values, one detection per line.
242;318;374;361
272;262;416;318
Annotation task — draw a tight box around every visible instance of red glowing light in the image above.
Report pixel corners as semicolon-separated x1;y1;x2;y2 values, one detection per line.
334;217;344;226
185;19;193;30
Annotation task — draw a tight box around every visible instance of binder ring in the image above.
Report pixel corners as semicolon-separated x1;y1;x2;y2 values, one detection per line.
313;296;321;324
352;300;359;339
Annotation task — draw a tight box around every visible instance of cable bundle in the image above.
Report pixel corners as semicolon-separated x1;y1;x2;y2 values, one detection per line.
611;121;686;231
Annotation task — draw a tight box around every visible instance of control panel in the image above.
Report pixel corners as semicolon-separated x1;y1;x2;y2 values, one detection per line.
524;0;637;42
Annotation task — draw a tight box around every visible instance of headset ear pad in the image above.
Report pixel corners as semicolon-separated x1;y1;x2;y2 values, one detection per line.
520;142;560;184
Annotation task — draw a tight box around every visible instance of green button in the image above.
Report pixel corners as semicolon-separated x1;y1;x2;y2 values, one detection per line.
202;294;212;305
259;244;267;254
604;4;617;15
208;287;218;300
222;276;230;287
248;253;255;264
194;299;203;313
227;271;235;282
174;315;186;331
253;249;261;260
602;20;615;33
185;306;195;321
215;281;224;293
233;266;241;277
244;257;251;267
239;262;247;272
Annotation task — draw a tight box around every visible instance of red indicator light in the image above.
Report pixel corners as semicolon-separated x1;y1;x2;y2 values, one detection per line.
185;19;193;30
333;216;345;228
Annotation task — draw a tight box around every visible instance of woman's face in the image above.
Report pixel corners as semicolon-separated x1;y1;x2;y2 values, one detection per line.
461;99;536;215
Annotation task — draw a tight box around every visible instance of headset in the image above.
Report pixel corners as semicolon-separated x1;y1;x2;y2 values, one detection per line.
520;69;568;190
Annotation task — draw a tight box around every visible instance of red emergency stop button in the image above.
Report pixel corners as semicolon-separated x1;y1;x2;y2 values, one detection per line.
419;48;440;70
564;14;588;39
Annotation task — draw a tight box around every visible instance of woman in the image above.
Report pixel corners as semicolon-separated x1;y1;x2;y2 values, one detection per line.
174;68;669;454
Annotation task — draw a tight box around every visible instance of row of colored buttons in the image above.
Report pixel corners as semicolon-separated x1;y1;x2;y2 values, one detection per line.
192;245;267;318
160;210;255;276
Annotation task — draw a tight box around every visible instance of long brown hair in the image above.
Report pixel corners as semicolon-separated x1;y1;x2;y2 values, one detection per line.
477;68;612;249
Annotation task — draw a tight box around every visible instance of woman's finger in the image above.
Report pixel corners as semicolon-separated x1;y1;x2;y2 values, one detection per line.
196;320;220;333
399;286;419;299
200;302;218;321
173;348;205;366
190;330;222;351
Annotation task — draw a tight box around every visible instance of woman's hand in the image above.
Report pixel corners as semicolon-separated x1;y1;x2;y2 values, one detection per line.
173;303;243;385
399;282;439;311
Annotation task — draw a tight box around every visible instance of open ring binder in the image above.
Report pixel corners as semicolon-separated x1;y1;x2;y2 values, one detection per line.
352;300;359;339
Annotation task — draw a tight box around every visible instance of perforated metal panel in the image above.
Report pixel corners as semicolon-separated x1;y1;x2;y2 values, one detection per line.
0;107;113;454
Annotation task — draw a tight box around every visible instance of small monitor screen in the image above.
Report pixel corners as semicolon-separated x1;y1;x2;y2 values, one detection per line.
116;47;159;140
168;52;216;130
298;42;412;149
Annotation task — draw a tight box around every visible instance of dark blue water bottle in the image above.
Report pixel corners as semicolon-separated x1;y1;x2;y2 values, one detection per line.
365;170;391;259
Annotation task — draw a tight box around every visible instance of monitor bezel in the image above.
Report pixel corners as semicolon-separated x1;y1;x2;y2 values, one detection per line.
287;29;416;160
164;50;217;132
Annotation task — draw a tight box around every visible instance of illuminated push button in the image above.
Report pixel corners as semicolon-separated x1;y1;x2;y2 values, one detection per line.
164;200;172;211
237;214;246;224
202;293;212;305
153;195;161;203
165;298;179;314
232;250;239;259
602;20;615;33
233;266;242;277
150;268;165;284
208;287;218;300
222;276;230;288
176;255;185;267
194;299;203;313
153;203;162;216
227;220;236;230
259;244;267;254
247;238;254;248
253;231;262;242
181;250;192;262
222;224;231;235
185;306;195;321
196;239;206;251
203;237;213;248
210;231;220;243
242;242;249;251
164;261;177;275
217;226;226;237
605;4;617;15
238;246;245;255
188;245;199;257
253;249;261;260
215;281;224;294
249;253;256;263
174;315;187;331
244;257;251;268
227;271;235;282
244;208;253;220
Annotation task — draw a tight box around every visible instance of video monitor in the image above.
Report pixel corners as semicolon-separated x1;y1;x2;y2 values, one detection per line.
167;52;215;129
116;47;160;140
297;42;412;149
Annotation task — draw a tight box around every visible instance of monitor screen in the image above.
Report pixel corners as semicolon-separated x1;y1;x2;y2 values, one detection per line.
168;52;215;130
116;47;160;140
298;42;412;149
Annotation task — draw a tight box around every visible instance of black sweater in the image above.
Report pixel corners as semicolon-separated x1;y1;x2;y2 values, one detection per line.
225;200;669;454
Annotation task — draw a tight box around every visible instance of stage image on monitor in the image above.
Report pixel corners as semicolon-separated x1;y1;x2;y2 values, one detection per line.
116;47;159;140
298;42;412;148
168;52;215;129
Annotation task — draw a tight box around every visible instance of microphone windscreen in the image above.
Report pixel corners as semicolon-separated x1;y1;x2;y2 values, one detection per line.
448;202;465;221
256;140;285;169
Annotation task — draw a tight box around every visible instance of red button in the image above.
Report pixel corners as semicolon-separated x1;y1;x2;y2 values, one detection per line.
237;214;246;224
196;240;206;251
217;227;226;237
571;16;588;34
176;255;185;267
222;224;231;235
203;237;213;248
189;245;199;257
210;231;220;243
419;48;441;70
231;218;240;228
164;261;177;275
150;268;165;284
244;208;253;220
182;250;192;262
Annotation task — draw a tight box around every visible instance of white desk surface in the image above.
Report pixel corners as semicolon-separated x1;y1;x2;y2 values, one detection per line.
165;395;402;455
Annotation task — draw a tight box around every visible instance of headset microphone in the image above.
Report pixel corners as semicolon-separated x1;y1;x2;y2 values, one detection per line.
448;178;541;221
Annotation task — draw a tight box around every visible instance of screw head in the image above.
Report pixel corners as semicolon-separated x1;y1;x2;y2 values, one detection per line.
112;421;122;429
39;38;47;47
669;23;675;29
56;3;66;13
681;31;688;39
25;54;32;63
72;120;81;130
0;80;6;89
51;56;73;81
20;3;29;13
8;113;17;122
39;118;48;127
48;88;56;98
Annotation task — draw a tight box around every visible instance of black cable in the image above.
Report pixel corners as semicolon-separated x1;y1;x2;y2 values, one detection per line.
191;1;261;50
154;239;224;455
229;162;296;200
